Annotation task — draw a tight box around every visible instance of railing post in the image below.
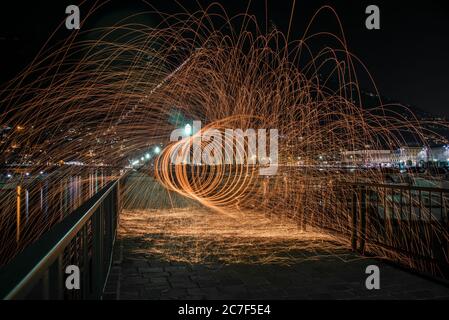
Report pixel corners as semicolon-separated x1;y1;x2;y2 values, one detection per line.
48;255;63;299
351;186;358;251
92;204;104;298
41;270;50;300
301;203;307;232
116;180;121;229
82;224;89;299
359;187;367;254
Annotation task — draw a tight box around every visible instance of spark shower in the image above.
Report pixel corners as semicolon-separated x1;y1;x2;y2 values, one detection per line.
0;2;448;277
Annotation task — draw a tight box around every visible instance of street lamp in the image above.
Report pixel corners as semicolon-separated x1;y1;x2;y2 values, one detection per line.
154;146;161;154
184;124;192;136
145;153;150;159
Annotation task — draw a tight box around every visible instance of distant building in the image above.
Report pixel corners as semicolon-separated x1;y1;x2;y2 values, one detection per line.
341;150;392;166
392;147;422;167
342;145;449;168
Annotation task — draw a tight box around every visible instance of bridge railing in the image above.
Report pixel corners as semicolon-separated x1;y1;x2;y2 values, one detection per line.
0;178;123;300
316;181;449;280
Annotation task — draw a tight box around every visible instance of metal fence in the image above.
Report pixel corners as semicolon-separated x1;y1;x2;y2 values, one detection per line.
317;182;449;280
0;178;122;300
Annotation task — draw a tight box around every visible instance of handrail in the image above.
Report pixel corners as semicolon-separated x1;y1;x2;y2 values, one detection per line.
343;181;449;193
335;181;449;281
0;178;121;299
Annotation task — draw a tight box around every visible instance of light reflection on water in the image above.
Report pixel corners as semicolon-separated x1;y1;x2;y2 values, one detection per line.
0;169;120;265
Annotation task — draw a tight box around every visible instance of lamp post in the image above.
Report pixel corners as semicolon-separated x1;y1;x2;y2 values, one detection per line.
184;123;192;136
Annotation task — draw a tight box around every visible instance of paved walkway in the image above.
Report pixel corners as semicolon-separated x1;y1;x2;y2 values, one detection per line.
103;173;449;300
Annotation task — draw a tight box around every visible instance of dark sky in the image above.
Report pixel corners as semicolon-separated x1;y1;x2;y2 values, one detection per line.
1;0;448;117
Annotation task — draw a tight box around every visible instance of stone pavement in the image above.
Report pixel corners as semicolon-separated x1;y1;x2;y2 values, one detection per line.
103;173;449;300
103;208;449;300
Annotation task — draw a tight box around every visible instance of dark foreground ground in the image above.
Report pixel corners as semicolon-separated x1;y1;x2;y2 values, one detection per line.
104;173;449;300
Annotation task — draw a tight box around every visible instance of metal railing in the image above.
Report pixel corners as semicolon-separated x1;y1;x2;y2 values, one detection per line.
316;182;449;280
0;178;122;300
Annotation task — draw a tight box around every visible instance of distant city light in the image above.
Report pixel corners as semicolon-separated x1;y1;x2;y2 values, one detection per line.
145;153;150;159
131;160;139;166
141;157;145;161
154;146;161;154
25;172;30;176
65;161;84;166
39;171;44;175
7;174;12;178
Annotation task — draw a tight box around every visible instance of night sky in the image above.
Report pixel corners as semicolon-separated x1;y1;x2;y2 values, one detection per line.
0;1;448;117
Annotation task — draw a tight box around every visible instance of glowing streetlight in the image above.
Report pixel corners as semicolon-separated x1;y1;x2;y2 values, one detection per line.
184;123;192;135
154;146;161;154
145;153;150;159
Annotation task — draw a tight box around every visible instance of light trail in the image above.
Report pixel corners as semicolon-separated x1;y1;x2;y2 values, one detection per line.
0;3;447;277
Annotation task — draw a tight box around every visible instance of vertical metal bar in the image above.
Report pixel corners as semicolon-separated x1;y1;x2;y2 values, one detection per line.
409;188;412;236
104;191;112;276
351;186;358;251
446;192;449;278
419;189;422;220
429;191;432;222
391;187;395;220
82;224;89;299
382;187;388;241
359;186;367;254
428;191;433;257
16;185;21;245
114;183;118;232
48;255;63;299
42;270;50;300
92;205;104;298
376;186;380;242
301;190;307;232
321;186;324;228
